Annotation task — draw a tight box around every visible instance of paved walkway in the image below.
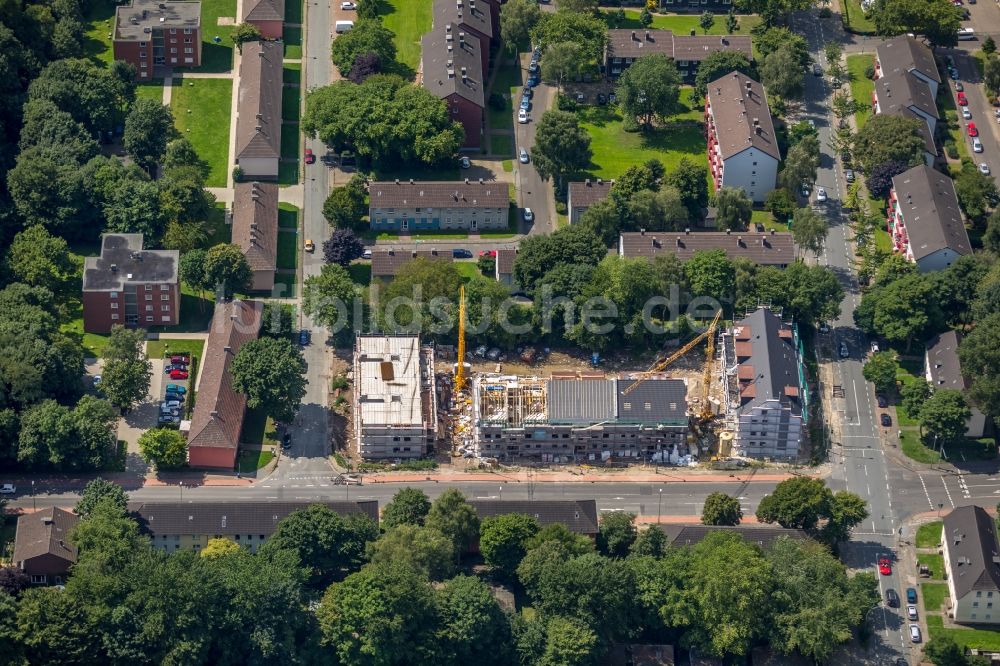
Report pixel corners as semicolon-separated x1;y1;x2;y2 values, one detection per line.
162;74;174;105
362;469;811;484
278;184;304;207
206;186;234;203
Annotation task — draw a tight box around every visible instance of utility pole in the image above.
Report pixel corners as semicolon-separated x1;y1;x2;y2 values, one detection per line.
499;485;503;501
658;488;663;524
31;480;35;512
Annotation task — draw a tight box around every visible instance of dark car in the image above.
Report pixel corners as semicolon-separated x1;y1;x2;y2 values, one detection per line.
906;587;918;604
885;588;900;607
169;355;189;364
755;223;766;232
527;75;540;87
881;413;892;427
877;395;888;408
282;432;292;449
452;249;473;258
596;93;607;105
165;392;185;403
299;329;310;346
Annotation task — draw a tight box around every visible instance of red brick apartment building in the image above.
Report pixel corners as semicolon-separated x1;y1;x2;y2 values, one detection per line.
241;0;284;39
82;234;180;334
113;0;202;80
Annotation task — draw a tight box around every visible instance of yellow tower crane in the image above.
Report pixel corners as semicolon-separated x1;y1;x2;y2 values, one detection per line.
455;285;467;392
621;310;723;418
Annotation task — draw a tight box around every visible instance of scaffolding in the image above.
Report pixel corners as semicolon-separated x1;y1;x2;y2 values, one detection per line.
474;376;548;428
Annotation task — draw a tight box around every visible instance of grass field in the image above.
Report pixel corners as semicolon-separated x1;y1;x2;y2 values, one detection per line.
900;430;941;464
146;338;206;361
60;302;111;358
277;231;298;270
843;0;877;34
922;583;949;614
284;62;302;85
196;0;237;72
847;55;875;129
83;0;116;65
279;160;299;186
489;55;522;132
205;204;231;246
275;273;297;298
375;165;460;181
927;614;1000;652
284;26;303;59
750;209;789;232
602;10;761;35
491;134;514;157
918;553;945;580
916;521;942;548
455;262;480;281
281;123;300;161
279;203;299;229
576;106;705;180
136;82;166;104
380;0;432;76
171;78;233;187
282;84;301;122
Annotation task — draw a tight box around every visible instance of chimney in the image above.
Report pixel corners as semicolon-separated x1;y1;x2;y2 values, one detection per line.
771;229;775;235
251;190;259;200
461;66;467;76
645;30;650;41
255;113;263;120
597;177;603;184
479;177;483;184
411;251;418;258
726;229;731;235
210;410;219;418
639;228;646;236
585;178;591;185
446;23;452;32
224;345;232;353
409;178;414;184
676;237;682;248
258;50;264;57
255;125;262;132
755;126;762;135
631;30;636;41
465;177;469;184
753;117;759;126
721;37;729;46
737;236;744;246
395;178;400;184
685;228;690;234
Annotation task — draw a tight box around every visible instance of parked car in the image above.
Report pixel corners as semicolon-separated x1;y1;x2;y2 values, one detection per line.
816;187;827;202
974;137;984;153
519;148;529;164
92;374;102;387
304;148;315;164
522;86;533;99
871;341;880;353
0;484;15;494
486;347;503;361
518;109;528;124
340;1;355;8
877;395;888;408
158;415;180;425
164;392;185;403
950;67;960;81
166;384;187;394
527;75;540;87
962;107;972;120
452;249;473;258
909;624;921;643
844;168;855;183
169;355;188;364
170;369;188;380
474;344;488;357
812;63;822;76
907;588;918;604
968;122;979;137
885;588;899;607
460;156;471;169
819;322;830;333
164;364;186;373
956;81;965;92
596;93;607;105
907;605;918;620
362;248;372;259
299;329;310;346
528;60;539;74
881;413;892;427
305;239;315;252
839;342;849;358
523;208;534;222
800;183;810;197
958;91;969;106
479;250;497;257
878;556;892;575
162;400;181;409
980;162;991;175
519;97;531;111
576;92;585;103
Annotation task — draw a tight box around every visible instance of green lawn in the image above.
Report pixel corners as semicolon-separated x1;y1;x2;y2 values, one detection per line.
146;338;206;360
284;26;303;59
900;429;942;464
195;0;237;72
171;77;233;187
576;106;705;180
488;54;522;132
283;62;302;85
286;0;303;24
847;55;875;129
60;303;111;358
490;134;513;157
277;231;298;270
279;203;300;229
348;263;372;286
480;230;517;239
751;209;789;232
152;283;215;333
278;159;299;186
282;84;301;122
0;521;16;564
602;10;760;35
676;87;704;122
380;0;432;76
916;521;943;548
922;583;949;613
281;123;300;160
205;204;231;247
918;553;945;580
136;81;165;104
874;226;892;254
83;0;116;65
927;614;1000;652
274;273;297;298
843;0;877;34
237;449;274;473
455;262;480;281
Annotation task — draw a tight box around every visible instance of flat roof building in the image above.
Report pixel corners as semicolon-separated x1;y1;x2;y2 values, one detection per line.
232;182;279;293
235;40;283;179
113;0;202;79
353;335;438;459
888;165;971;272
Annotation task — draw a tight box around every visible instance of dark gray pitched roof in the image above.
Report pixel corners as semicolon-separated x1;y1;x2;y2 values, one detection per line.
369;180;508;209
707;71;780;161
660;524;809;548
422;24;485;108
619;230;794;266
616;378;688;425
877;35;940;84
733;307;802;414
568;179;614;208
235;40;283;162
926;330;968;391
12;508;79;565
891;165;971;261
232;182;279;272
129;501;380;535
83;234;179;291
242;0;284;22
875;70;938;121
469;500;599;534
607;29;674;59
433;0;494;40
943;505;1000;598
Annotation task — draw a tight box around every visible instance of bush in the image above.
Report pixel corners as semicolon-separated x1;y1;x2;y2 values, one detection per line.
232;166;244;183
945;140;959;160
488;93;506;111
622;115;641;132
864;63;876;80
556;94;578;112
818;6;832;17
555;200;568;215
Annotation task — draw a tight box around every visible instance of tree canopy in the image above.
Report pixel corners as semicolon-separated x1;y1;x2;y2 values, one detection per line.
230;337;308;422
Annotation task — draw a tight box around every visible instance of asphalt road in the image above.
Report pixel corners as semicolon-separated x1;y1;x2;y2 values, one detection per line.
943;47;1000;175
514;52;557;235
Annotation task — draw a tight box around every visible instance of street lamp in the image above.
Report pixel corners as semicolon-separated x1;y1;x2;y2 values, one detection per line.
499;485;503;501
31;480;35;512
179;481;184;501
658;488;663;524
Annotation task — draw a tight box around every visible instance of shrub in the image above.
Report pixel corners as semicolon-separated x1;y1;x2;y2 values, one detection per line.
945;141;959;160
818;6;832;17
864;63;876;80
556;93;577;112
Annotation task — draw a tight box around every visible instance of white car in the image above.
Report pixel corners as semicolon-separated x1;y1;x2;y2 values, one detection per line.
518;109;528;124
907;605;918;620
519;148;529;164
974;137;984;153
909;624;922;643
523;208;534;222
340;1;355;8
980;162;991;175
962;108;972;120
816;187;827;202
0;483;15;494
871;341;879;353
363;249;372;259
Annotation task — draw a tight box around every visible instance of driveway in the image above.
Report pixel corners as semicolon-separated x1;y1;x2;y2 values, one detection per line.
116;358;166;474
513;51;556;234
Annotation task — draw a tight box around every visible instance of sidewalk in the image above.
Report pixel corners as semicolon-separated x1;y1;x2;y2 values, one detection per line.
363;469;810;484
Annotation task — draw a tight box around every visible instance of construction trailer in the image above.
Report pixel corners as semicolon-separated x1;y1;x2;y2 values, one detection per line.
353;335;438;459
471;373;691;463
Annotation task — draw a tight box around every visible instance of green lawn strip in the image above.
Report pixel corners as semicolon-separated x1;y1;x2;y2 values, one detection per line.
278;203;300;229
918;553;945;580
381;0;432;75
940;89;971;164
874;226;892;254
376;231;469;240
455;262;480;281
195;0;237;72
284;26;303;59
274;273;297;298
843;0;877;33
488;54;521;132
921;583;950;614
847;54;875;129
491;134;514;157
137;81;166;104
204;203;231;246
502;159;513;172
277;230;298;269
60;305;111;358
942;437;998;463
916;522;943;549
603;10;760;35
348;263;372;286
285;0;303;24
83;0;116;65
278;159;300;186
171;77;233;187
283;62;302;85
480;231;517;239
281;122;301;160
152;283;215;332
241;407;278;445
0;521;16;563
675;87;703;122
146;339;206;361
236;449;274;473
577;106;705;179
900;429;941;464
927;614;1000;652
282;84;301;122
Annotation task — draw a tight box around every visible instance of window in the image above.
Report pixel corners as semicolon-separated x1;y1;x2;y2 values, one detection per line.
140;52;147;59
145;284;152;291
185;37;192;43
110;291;118;299
162;305;170;312
112;314;120;320
161;316;170;322
30;575;46;584
752;162;758;166
260;535;265;540
161;294;170;301
184;28;192;34
146;316;154;322
139;41;147;47
145;294;152;301
111;302;119;310
184;47;193;54
170;28;177;34
170;47;177;53
146;305;153;312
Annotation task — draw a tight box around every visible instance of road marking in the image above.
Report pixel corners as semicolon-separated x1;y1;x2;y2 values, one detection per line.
918;475;935;509
941;476;956;508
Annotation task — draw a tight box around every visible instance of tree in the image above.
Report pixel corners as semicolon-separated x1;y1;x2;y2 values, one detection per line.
831;91;858;120
791;206;828;257
540;616;598;666
179;248;209;295
901;380;933;420
514;224;607;296
987;56;1000;96
665;157;710;220
780;135;820;191
19;99;100;164
347;51;383;83
854;273;944;351
639;7;653;27
541;41;584;91
714;187;752;231
323;229;365;266
702;492;743;525
377;259;463;336
15;587;102;664
262;504;379;586
480;513;540;579
761;49;804;99
203;243;253;297
123;98;175;173
330;19;397;76
985;36;998;56
825;490;870;543
755;26;811;70
959;312;1000;421
231;22;262;53
985;209;1000;255
200;537;241;558
954;161;1000;226
162;220;209;253
726;9;739;33
0;567;30;596
700;11;715;33
381;487;432;528
870;0;963;48
765;188;795;221
531;110;592;191
597;512;637;558
925;636;988;666
694;50;756;97
531;10;608;64
425;488;480;560
865;160;909;199
684;249;736;301
137;428;188;468
624;186;689;233
27;58;132;137
863;352;899;395
756;476;833;530
5;225;76;298
100;326;152;411
617;53;682;130
631;525;669;557
323;175;369;231
356;0;378;19
556;0;598;11
920;389;972;446
579;198;623;245
500;0;541;52
9;145;101;237
853;114;926;174
367;524;455;580
436;575;513;666
75;478;128;518
231;337;308;422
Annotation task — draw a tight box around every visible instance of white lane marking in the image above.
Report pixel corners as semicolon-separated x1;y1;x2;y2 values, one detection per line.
918;475;935;510
941;476;956;508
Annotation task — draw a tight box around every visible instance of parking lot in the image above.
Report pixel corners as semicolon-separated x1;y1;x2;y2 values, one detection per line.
157;353;193;426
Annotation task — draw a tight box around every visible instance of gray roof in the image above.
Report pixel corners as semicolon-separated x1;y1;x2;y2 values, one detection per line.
607;29;674;59
620;230;794;266
733;307;802;414
707;71;780;161
422;25;485;108
891;165;971;261
370;180;508;210
672;34;752;63
371;249;454;277
12;508;79;565
875;71;938;122
235;40;283;162
242;0;284;22
905;107;938;156
877;35;940;84
943;505;1000;598
433;0;494;41
469;500;599;534
115;0;200;41
495;248;516;276
83;234;179;291
568;179;614;209
616;378;688;425
926;330;968;391
232;182;279;272
548;378;617;424
129;501;380;535
661;524;809;548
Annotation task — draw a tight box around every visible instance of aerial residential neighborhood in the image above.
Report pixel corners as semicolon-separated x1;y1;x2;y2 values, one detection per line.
3;0;1000;662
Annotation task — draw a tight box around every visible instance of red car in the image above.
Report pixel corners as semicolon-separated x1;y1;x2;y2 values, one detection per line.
878;556;892;576
169;369;189;380
304;148;315;164
479;250;497;257
968;122;979;137
169;355;188;364
958;92;969;106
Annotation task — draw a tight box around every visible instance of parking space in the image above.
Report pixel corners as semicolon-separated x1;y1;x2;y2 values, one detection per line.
158;352;193;426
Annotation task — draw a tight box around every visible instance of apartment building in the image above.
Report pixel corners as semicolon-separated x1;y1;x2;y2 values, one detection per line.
232;182;279;292
720;307;806;460
353;336;438;459
113;0;201;80
567;179;614;225
619;229;794;267
705;71;780;202
241;0;284;39
605;29;751;83
875;35;940;98
82;234;180;334
368;179;509;232
433;0;494;74
887;165;971;272
472;374;689;463
422;24;485;150
872;71;938;166
925;331;987;438
942;506;1000;625
370;249;454;279
234;40;283;179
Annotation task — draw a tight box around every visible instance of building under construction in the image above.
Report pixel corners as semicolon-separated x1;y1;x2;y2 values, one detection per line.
353;335;438;459
471;373;690;462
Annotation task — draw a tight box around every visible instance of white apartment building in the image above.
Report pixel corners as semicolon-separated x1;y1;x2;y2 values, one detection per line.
887;165;971;272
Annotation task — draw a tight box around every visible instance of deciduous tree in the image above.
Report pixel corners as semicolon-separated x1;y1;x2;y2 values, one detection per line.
323;229;365;266
531;10;608;63
863;352;899;395
531;110;592;191
436;575;514;666
231;337;308;422
5;225;76;298
500;0;541;52
322;174;369;231
792;206;828;257
381;487;432;528
204;243;253;297
75;478;128;518
480;513;540;579
714;186;752;231
330;19;397;76
920;388;972;446
852;114;926;174
100;326;152;411
138;428;188;469
425;488;480;561
761;49;803;99
694;50;756;97
617;53;682;129
230;22;262;53
597;512;637;558
665;157;710;220
124;98;175;173
702;492;743;525
366;524;455;580
684;249;736;301
541;41;583;92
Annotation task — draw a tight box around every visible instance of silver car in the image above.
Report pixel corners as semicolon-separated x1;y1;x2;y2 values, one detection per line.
519;148;529;164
